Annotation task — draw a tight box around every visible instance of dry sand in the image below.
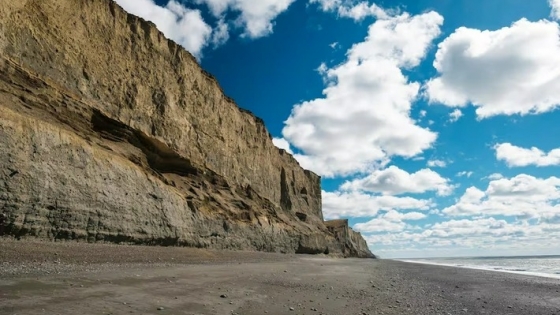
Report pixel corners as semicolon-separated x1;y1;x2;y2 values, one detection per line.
1;239;560;315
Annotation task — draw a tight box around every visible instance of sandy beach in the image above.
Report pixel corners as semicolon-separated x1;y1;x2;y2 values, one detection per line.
1;240;560;315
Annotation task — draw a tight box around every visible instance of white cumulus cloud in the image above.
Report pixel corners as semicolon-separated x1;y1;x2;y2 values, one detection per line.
341;166;453;196
551;0;560;20
448;109;463;122
486;173;504;180
424;217;527;239
427;159;446;168
442;174;560;219
366;217;560;258
495;143;560;167
384;210;427;221
272;137;293;154
115;0;213;58
338;2;390;20
211;19;230;47
426;18;560;118
354;218;406;233
322;190;432;219
354;210;426;233
195;0;296;38
281;10;443;177
310;0;391;20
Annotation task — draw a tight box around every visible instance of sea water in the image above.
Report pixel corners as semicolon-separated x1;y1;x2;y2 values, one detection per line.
399;255;560;279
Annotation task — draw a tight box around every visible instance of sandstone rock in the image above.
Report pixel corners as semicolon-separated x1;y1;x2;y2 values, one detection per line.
0;0;373;258
325;220;375;258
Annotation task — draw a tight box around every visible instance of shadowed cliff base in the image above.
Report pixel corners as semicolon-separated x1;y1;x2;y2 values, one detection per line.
0;0;374;257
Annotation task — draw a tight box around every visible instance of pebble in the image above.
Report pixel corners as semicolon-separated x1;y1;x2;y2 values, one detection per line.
289;307;295;311
220;294;228;298
157;307;164;311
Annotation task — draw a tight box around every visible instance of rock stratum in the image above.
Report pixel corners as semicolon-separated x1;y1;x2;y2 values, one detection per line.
0;0;374;258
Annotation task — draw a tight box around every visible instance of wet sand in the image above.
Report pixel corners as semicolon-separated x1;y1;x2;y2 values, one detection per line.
1;240;560;315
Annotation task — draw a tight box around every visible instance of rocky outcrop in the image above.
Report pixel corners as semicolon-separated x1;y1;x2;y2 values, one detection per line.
325;220;375;258
0;0;374;258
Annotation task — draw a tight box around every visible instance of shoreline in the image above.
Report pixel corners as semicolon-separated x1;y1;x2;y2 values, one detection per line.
2;240;560;314
395;259;560;280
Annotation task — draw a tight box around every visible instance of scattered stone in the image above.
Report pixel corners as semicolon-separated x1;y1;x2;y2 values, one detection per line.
220;294;228;298
289;307;295;311
157;307;164;311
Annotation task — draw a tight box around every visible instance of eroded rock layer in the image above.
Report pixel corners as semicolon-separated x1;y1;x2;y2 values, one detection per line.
0;0;374;257
325;220;375;258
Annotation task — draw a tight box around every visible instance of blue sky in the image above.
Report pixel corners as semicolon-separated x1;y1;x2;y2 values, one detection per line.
116;0;560;258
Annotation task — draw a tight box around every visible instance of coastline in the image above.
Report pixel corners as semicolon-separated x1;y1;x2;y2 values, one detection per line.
396;259;560;280
2;240;560;315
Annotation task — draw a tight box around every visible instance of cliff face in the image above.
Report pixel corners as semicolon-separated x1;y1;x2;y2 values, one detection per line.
0;0;373;257
325;220;375;258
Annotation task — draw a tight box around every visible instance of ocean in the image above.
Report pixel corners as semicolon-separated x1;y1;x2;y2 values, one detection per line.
399;255;560;279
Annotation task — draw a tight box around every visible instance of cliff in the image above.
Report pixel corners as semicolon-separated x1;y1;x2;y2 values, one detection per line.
0;0;374;258
325;220;375;258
